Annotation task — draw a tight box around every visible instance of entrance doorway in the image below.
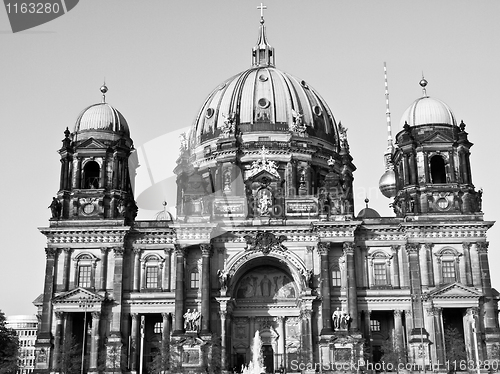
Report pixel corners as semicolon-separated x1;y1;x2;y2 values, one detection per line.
262;345;274;373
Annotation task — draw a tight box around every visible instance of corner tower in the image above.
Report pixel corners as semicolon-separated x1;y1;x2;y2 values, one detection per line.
390;79;480;217
55;85;136;223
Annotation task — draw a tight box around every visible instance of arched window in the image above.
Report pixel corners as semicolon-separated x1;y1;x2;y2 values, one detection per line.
437;248;459;284
83;161;100;189
75;253;97;289
141;255;162;290
368;251;391;287
430;155;446;184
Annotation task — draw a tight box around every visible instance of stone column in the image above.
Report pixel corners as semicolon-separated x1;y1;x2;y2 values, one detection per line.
317;243;332;333
404;154;411;185
409;152;417;184
301;298;315;364
216;297;232;371
200;243;212;333
62;248;72;291
420;243;430;288
423;152;430;183
38;248;58;344
462;242;473;286
173;245;186;333
391;245;400;288
164;249;172;291
394;310;404;355
89;312;100;370
364;310;372;361
52;312;64;369
133;248;141;292
130;314;138;372
108;247;125;353
431;307;445;367
100;248;109;291
448;150;456;182
476;242;498;330
406;244;424;328
425;244;434;286
344;242;359;330
278;317;286;366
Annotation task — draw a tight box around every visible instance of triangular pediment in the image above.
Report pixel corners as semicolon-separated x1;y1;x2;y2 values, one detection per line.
422;131;454;144
52;287;105;305
429;282;482;299
77;137;107;149
248;168;281;182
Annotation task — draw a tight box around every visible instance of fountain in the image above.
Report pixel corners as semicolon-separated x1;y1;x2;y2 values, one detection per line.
241;330;266;374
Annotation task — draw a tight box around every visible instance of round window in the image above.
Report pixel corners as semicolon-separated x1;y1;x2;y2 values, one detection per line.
83;203;95;215
206;108;215;118
258;98;270;108
258;74;268;82
313;105;322;116
437;198;449;210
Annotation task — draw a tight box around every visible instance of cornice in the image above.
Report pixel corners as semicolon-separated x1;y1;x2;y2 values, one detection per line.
40;227;129;244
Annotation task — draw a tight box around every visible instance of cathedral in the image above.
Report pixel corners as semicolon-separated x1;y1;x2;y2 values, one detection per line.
34;9;499;374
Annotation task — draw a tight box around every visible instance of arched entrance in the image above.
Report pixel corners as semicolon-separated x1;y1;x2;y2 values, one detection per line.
228;256;305;373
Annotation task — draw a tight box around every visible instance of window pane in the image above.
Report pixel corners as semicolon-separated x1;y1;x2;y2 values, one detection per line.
191;271;200;289
373;263;387;285
370;319;381;331
154;322;163;334
146;266;159;289
78;265;92;288
331;270;341;287
442;261;456;283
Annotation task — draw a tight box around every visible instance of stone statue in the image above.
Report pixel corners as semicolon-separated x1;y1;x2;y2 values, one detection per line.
217;269;229;290
332;307;342;329
183;309;201;331
48;197;61;219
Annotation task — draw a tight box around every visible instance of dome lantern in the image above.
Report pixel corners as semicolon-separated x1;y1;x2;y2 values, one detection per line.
252;3;275;67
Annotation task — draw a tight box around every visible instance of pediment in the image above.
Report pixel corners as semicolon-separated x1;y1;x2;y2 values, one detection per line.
78;137;107;149
422;131;454;144
52;287;105;305
248;168;281;182
429;282;482;299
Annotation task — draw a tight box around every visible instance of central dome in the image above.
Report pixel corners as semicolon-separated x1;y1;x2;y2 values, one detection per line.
188;18;339;152
189;66;339;149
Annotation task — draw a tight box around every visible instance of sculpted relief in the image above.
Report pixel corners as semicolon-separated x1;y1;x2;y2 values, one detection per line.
236;266;297;300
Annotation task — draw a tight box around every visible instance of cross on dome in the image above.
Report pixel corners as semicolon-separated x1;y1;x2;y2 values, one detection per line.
257;3;267;23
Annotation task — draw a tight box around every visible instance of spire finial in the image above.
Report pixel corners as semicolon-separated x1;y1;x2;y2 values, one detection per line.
365;198;369;208
252;3;274;67
257;3;267;24
100;80;108;103
420;73;428;96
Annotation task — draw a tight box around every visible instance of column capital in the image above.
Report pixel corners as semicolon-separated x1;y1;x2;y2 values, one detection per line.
390;245;400;254
220;310;228;319
423;243;434;250
405;309;412;317
45;247;58;259
466;307;479;317
131;313;139;321
161;313;170;320
100;247;110;255
200;243;213;257
55;311;64;320
426;307;442;317
394;309;403;318
133;247;142;255
63;247;73;254
300;309;312;320
174;244;186;257
91;311;101;320
405;243;420;254
462;242;472;250
343;241;355;254
164;248;172;255
113;247;124;257
476;241;489;253
317;242;329;255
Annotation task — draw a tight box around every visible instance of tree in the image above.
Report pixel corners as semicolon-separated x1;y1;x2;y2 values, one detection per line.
380;335;407;373
54;335;81;374
203;335;222;374
148;340;180;374
444;326;466;373
0;311;19;374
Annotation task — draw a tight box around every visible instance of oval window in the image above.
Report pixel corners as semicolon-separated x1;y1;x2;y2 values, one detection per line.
258;74;268;82
206;108;215;118
437;198;449;210
313;105;322;116
301;80;308;88
258;98;270;108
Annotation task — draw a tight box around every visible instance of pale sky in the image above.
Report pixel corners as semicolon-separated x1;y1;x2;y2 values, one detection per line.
1;0;499;316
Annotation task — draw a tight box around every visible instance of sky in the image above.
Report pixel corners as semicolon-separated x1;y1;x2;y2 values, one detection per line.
0;0;499;316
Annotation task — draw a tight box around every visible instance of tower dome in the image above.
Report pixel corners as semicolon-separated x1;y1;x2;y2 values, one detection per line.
399;79;456;128
74;85;130;143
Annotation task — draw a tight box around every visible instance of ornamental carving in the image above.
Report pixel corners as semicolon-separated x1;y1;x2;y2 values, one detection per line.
244;232;287;255
476;242;489;253
317;242;330;255
45;248;58;258
247;146;280;179
200;243;212;257
405;243;420;254
343;242;355;254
